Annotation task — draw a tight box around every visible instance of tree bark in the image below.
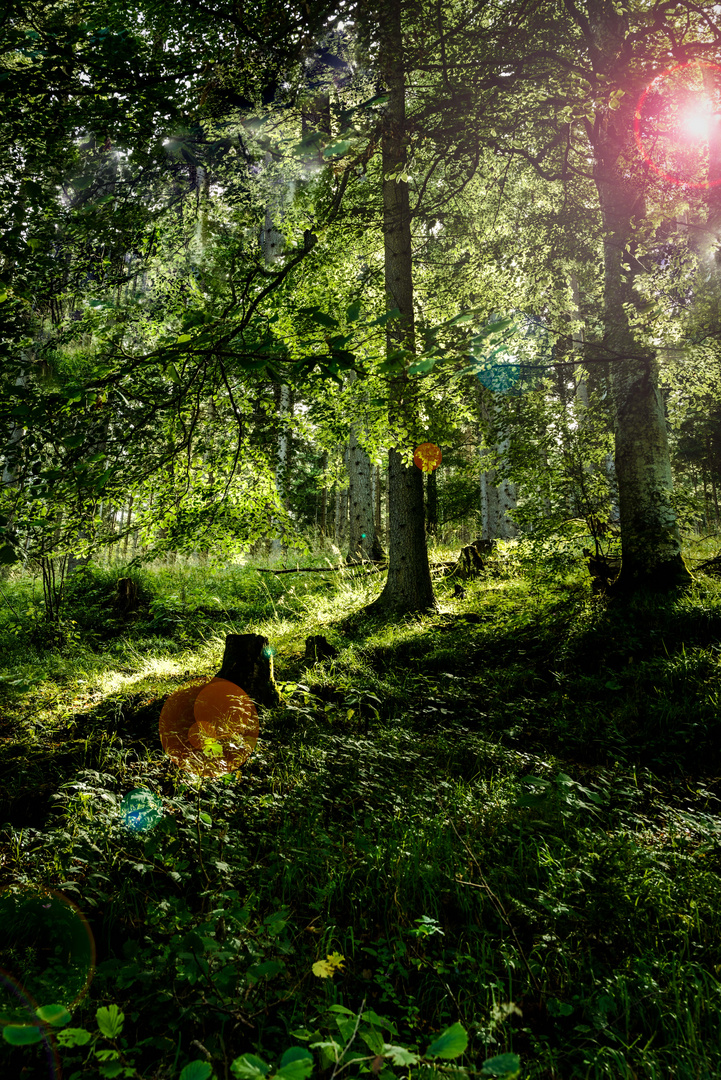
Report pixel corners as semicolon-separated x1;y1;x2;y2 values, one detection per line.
479;396;517;540
216;633;281;708
425;469;438;537
366;0;436;615
594;149;690;590
578;0;691;592
319;450;328;538
272;383;292;557
346;373;385;561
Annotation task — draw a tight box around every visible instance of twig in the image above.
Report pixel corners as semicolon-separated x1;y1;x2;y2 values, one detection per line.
0;583;21;621
330;997;366;1080
450;819;540;994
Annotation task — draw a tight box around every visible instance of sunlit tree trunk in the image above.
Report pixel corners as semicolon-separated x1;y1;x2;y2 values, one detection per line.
319;451;328;538
593;136;690;590
366;0;436;614
479;396;517;540
573;0;691;592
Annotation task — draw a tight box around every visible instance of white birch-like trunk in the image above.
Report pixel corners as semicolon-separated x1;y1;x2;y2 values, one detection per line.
479;398;517;540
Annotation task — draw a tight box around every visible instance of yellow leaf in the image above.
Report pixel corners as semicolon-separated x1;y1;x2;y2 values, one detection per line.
312;953;345;979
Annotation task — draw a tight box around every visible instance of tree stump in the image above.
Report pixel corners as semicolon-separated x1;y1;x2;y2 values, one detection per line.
453;539;487;580
304;635;339;664
583;549;622;594
215;633;281;708
114;577;139;616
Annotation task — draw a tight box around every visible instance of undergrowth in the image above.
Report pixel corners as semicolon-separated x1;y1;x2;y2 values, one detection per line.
0;540;720;1079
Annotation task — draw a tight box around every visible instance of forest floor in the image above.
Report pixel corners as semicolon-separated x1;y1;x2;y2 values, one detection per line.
0;536;721;1080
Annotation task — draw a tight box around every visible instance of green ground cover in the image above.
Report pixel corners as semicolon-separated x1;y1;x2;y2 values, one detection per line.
0;540;720;1079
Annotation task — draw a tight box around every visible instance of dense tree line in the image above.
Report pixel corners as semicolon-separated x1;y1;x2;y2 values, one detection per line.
3;0;721;616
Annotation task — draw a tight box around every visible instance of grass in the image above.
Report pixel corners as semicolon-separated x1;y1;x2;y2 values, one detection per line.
0;536;721;1078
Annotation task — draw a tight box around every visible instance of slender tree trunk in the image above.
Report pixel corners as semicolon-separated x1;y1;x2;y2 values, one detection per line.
272;384;291;557
425;469;438;538
123;495;134;558
346;373;385;561
479;397;517;540
319;451;328;539
366;0;436;614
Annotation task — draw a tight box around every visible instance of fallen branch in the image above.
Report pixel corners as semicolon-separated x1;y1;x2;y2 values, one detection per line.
256;561;388;575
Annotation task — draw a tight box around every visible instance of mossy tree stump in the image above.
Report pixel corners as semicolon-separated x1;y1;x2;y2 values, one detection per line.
215;633;281;708
453;539;487;580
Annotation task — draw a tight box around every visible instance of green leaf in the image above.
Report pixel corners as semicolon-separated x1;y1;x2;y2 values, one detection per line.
310;310;339;329
346;299;362;322
180;1062;214;1080
36;1004;71;1027
231;1053;271;1079
384;1046;419;1066
473;317;515;341
358;92;390;108
176;334;193;343
276;1048;314;1080
165;362;181;383
360;1028;385;1055
425;1023;468;1060
408;357;438;375
361;1011;397;1034
199;812;212;825
57;1028;93;1047
96;1004;124;1039
322;139;351;158
98;1064;124;1078
480;1053;520;1077
247;959;283;984
0;544;18;565
3;1024;42;1045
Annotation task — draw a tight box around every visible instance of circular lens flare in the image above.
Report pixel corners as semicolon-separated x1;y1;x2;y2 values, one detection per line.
634;59;721;188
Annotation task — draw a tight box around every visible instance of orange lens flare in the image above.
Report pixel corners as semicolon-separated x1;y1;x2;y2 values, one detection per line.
159;678;259;777
413;442;442;472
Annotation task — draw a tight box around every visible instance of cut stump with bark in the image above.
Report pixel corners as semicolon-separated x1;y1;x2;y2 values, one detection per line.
215;633;281;708
453;540;487;580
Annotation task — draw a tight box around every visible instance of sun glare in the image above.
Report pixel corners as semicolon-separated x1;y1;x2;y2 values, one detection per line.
679;98;714;141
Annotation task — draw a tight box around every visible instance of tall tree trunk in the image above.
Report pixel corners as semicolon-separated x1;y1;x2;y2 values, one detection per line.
262;188;291;560
595;162;690;590
366;0;436;614
577;1;691;592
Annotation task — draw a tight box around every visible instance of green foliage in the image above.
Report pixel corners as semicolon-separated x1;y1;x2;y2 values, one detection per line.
2;549;721;1079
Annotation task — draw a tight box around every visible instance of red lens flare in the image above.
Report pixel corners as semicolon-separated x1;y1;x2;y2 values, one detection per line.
634;59;721;189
